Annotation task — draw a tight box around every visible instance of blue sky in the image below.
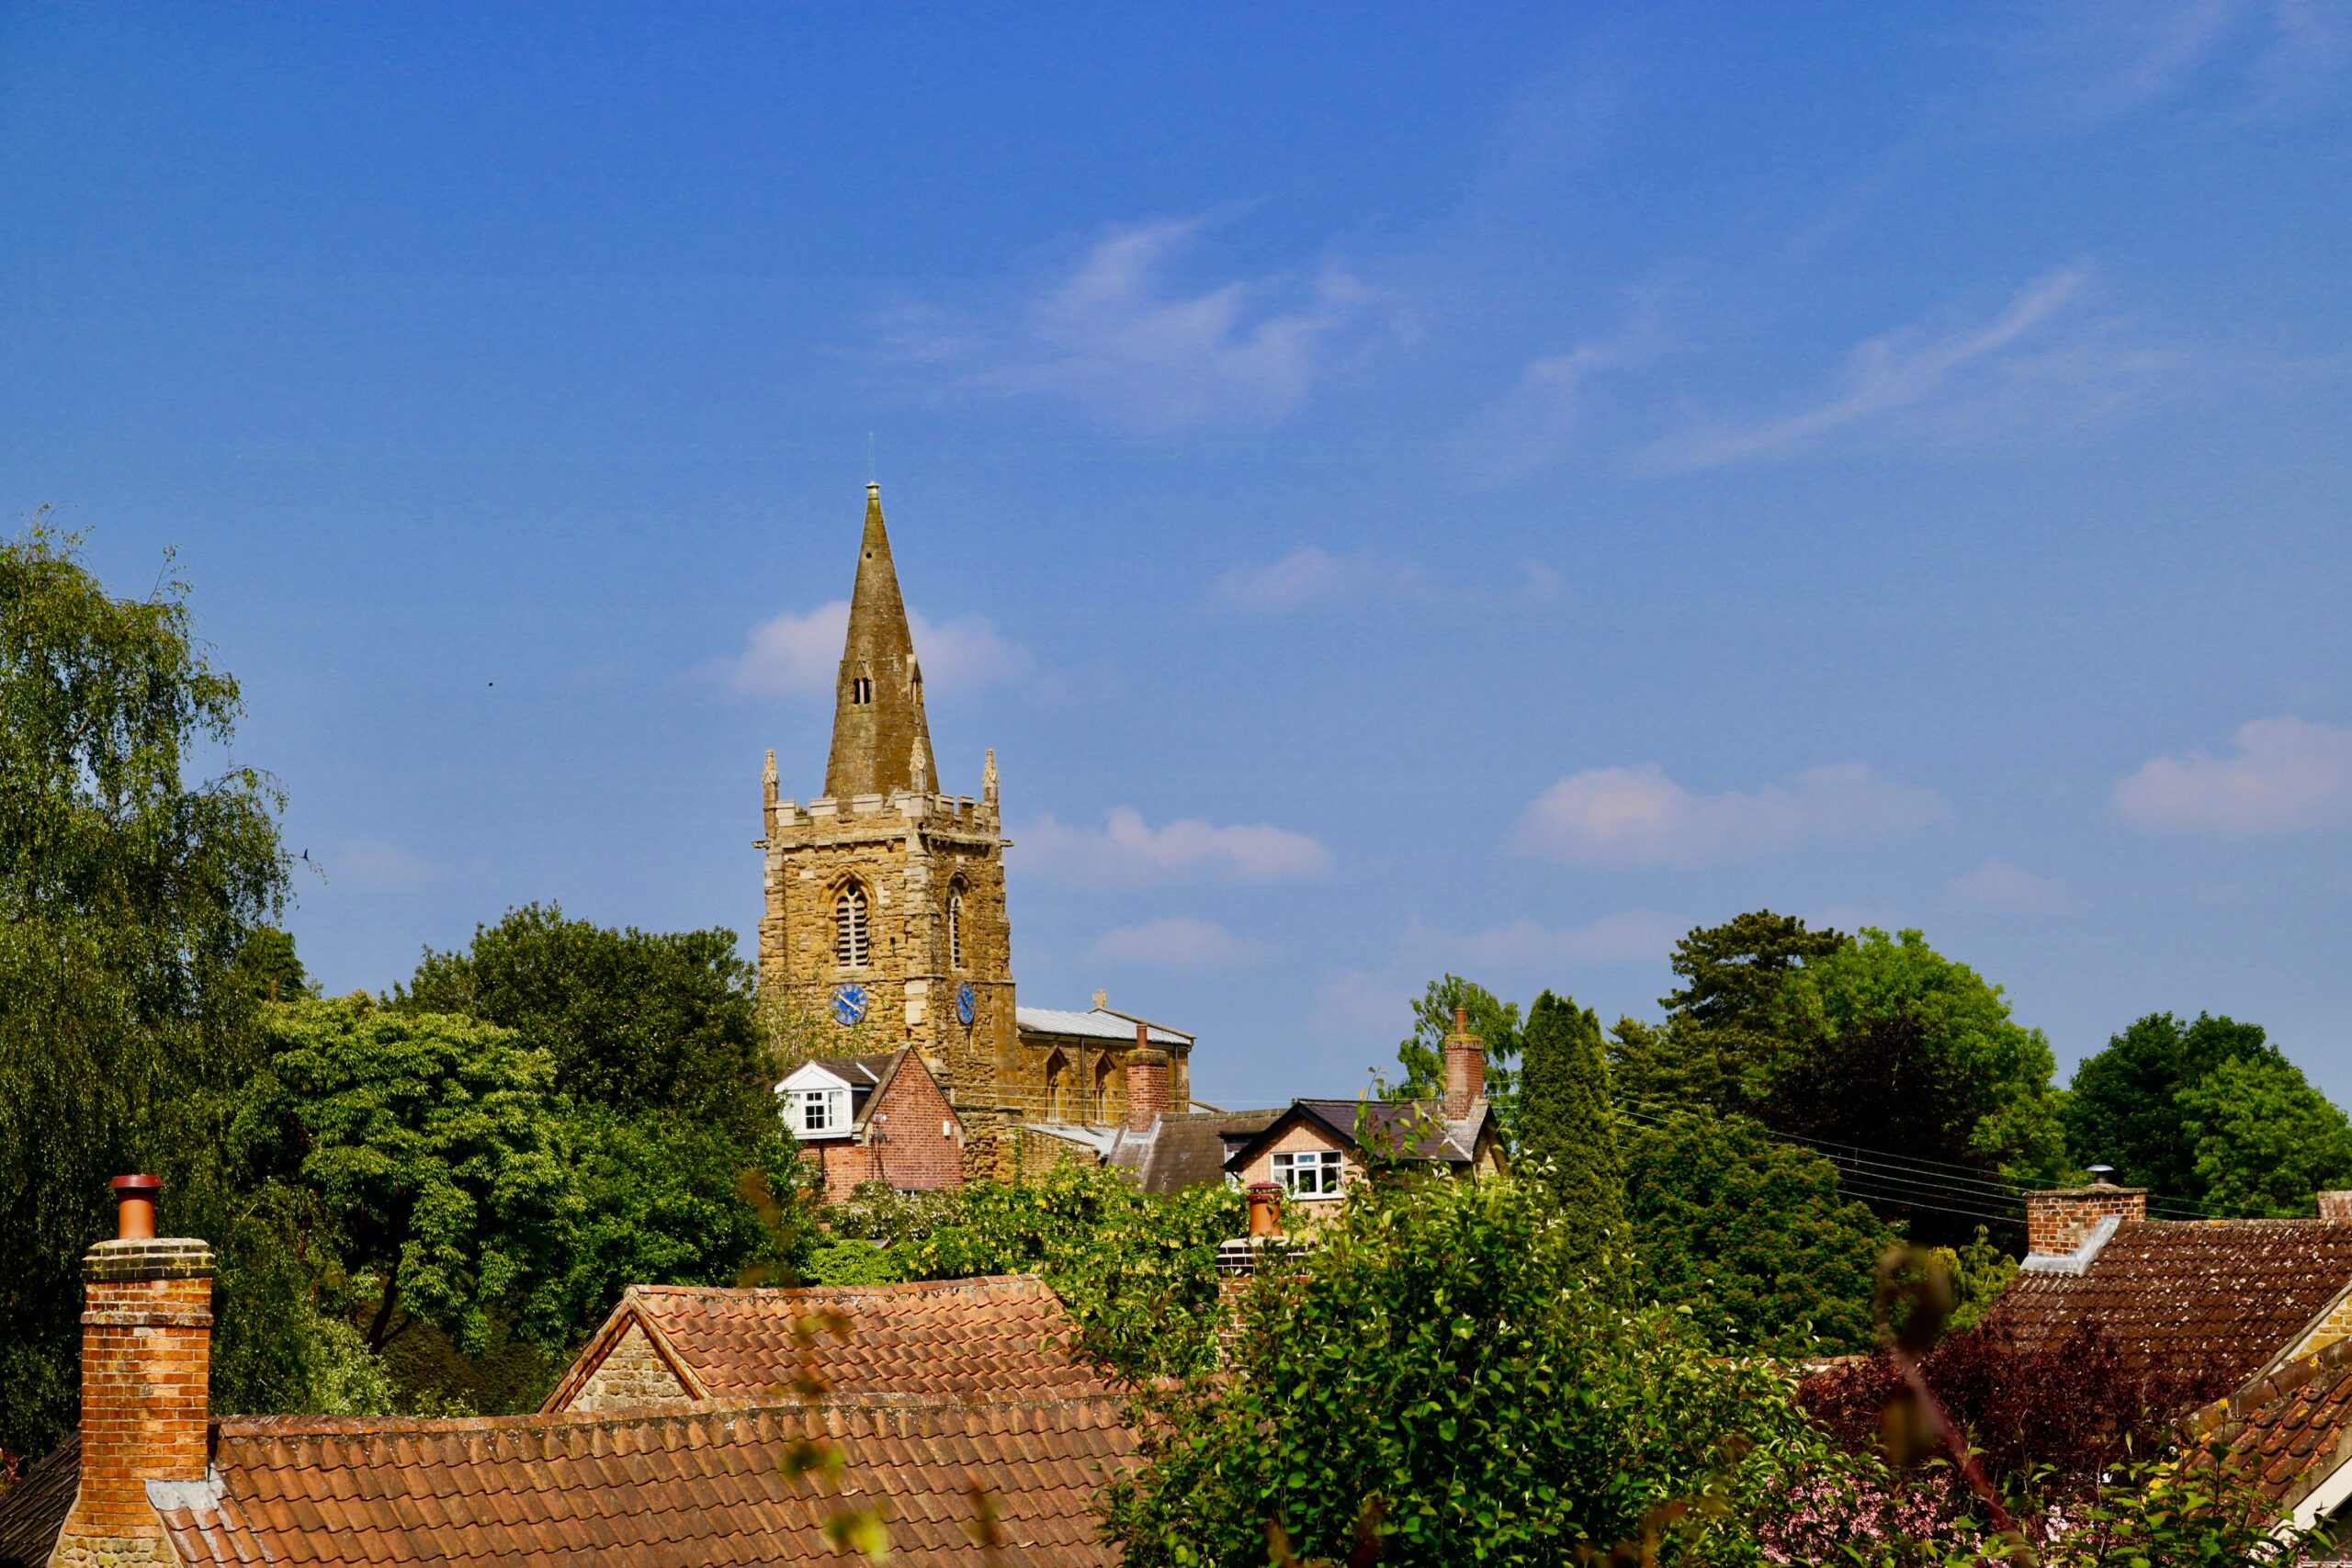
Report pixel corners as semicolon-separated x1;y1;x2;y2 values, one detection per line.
5;4;2349;1110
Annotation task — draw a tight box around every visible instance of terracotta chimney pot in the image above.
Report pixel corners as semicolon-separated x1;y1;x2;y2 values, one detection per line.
109;1172;162;1240
1246;1182;1283;1238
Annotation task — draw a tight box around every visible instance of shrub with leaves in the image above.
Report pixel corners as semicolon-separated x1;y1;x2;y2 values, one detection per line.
1103;1171;1833;1566
904;1163;1242;1380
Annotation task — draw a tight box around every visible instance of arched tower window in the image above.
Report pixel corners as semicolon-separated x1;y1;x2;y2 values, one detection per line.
833;885;870;968
946;884;965;968
850;676;874;705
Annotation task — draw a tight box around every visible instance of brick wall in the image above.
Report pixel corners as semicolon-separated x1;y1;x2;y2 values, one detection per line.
564;1321;691;1412
800;1055;966;1201
49;1237;215;1568
2026;1185;2148;1255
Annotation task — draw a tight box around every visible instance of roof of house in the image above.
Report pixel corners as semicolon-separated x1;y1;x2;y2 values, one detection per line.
782;1050;921;1136
1223;1099;1489;1175
153;1395;1136;1566
2188;1335;2352;1522
1106;1109;1283;1194
0;1433;77;1568
1014;1006;1190;1047
1989;1221;2352;1390
540;1275;1116;1414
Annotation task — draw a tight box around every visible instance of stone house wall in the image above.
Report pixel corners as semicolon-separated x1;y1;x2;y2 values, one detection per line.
564;1322;690;1412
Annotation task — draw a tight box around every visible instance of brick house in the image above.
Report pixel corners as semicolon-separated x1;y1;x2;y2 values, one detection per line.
6;1177;1138;1566
1980;1180;2352;1543
543;1275;1117;1413
1217;1010;1505;1211
778;1048;964;1201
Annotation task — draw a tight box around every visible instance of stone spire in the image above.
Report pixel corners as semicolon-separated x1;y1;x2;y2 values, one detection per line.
825;483;937;798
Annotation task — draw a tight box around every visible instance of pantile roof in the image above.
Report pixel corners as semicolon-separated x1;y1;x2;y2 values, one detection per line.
157;1396;1136;1566
543;1275;1117;1414
2188;1336;2352;1520
1989;1220;2352;1390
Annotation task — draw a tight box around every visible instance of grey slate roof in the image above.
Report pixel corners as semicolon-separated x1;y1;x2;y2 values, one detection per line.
0;1433;76;1568
1014;1007;1191;1047
1223;1099;1488;1174
1106;1109;1283;1194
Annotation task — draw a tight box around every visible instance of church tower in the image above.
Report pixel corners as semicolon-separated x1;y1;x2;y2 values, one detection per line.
759;484;1016;1175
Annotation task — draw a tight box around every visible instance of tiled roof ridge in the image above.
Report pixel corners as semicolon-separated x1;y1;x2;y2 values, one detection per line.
217;1390;1133;1444
2188;1334;2352;1440
627;1271;1051;1303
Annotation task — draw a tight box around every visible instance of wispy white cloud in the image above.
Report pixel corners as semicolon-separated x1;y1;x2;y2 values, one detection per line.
1515;763;1948;868
1407;910;1684;970
1019;807;1331;886
1089;918;1261;970
2115;716;2352;834
884;218;1376;431
1214;547;1565;615
1948;861;2073;916
330;837;453;894
1459;344;1623;481
719;602;1030;698
1214;547;1430;613
2009;0;2349;124
1643;269;2151;470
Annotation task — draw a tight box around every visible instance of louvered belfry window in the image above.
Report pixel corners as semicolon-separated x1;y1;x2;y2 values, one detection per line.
947;886;965;968
834;886;870;968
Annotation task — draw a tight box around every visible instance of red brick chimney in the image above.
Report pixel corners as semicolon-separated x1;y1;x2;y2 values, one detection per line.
1125;1032;1169;1134
1442;1008;1484;1121
51;1176;216;1565
2322;1191;2352;1224
2026;1179;2147;1257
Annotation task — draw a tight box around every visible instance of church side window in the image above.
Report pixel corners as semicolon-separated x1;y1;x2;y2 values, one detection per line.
946;885;964;968
834;886;870;968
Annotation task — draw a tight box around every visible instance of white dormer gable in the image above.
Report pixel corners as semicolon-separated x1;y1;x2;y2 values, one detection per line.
777;1062;854;1141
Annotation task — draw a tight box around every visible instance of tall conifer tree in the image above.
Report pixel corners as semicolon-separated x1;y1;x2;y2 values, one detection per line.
1518;990;1625;1280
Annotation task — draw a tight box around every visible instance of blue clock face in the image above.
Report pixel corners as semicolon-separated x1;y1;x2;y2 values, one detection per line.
956;981;977;1027
831;984;868;1027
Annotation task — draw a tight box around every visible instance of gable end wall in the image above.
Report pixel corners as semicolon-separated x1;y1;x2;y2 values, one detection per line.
564;1322;690;1412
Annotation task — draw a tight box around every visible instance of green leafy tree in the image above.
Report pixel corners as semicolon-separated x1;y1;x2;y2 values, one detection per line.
1517;989;1625;1281
905;1163;1242;1380
2178;1054;2352;1217
2063;1012;2279;1201
391;902;769;1134
1388;975;1520;1127
1623;1107;1898;1356
232;998;572;1356
0;521;290;1458
1657;911;1849;1112
1766;928;2068;1239
1606;1014;1693;1115
1103;1171;1836;1565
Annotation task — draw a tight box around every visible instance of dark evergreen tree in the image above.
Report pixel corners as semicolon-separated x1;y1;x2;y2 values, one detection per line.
1517;989;1624;1280
1657;910;1849;1113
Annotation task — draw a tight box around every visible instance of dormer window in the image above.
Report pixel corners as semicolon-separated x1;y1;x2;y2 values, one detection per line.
850;676;874;705
1272;1149;1345;1198
777;1062;855;1141
797;1087;846;1134
834;886;870;968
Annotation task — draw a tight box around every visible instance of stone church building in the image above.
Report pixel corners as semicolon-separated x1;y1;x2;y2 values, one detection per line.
756;484;1194;1179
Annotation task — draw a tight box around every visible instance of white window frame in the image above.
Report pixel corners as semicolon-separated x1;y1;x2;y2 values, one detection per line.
1272;1148;1346;1199
777;1065;854;1142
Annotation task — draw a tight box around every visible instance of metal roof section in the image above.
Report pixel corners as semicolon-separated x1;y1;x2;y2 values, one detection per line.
1014;1005;1191;1046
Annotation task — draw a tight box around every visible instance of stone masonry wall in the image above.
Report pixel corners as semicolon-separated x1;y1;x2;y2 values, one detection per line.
565;1321;690;1412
